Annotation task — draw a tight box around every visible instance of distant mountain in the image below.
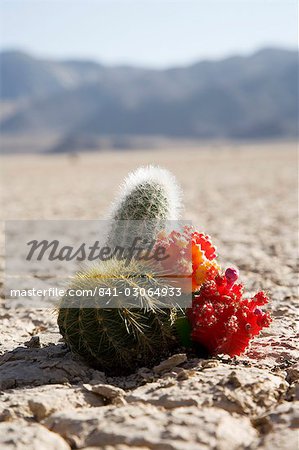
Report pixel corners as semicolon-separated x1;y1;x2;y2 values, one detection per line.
0;51;102;100
0;50;148;101
0;48;297;151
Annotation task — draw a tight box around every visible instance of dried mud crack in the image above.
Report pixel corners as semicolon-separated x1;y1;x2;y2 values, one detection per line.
0;144;298;449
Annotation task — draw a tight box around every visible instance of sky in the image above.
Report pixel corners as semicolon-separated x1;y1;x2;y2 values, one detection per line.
0;0;297;68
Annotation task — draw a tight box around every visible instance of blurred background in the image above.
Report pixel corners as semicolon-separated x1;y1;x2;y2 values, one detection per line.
0;0;297;235
0;0;297;154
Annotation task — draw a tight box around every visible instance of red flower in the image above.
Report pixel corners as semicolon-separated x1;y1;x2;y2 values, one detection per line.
187;268;272;356
155;226;220;292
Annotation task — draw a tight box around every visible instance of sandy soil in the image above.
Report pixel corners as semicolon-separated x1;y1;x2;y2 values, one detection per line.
0;141;298;449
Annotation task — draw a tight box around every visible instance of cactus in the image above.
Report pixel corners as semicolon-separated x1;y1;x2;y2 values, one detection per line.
57;259;178;375
57;166;183;375
109;165;182;221
107;166;182;247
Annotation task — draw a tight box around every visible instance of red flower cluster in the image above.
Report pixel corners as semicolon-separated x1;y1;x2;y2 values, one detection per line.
191;231;219;290
155;226;219;292
154;227;271;357
187;268;271;356
192;231;217;261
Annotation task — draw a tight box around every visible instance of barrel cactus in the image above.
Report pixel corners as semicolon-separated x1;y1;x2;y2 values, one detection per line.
58;259;178;374
57;166;183;375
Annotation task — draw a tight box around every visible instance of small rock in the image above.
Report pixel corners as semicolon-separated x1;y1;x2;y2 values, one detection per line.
177;369;196;381
24;336;40;348
0;408;15;422
153;354;187;374
201;359;220;369
286;363;299;384
28;400;50;421
83;383;126;405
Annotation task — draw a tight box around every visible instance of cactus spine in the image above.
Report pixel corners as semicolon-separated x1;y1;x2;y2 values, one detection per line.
108;166;182;247
109;166;182;221
57;166;182;375
58;259;177;374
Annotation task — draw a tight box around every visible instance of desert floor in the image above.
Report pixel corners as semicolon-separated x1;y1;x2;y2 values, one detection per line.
0;141;298;449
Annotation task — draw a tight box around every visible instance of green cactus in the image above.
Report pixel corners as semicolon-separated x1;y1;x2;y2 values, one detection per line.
57;166;183;375
57;259;178;375
109;165;182;221
108;166;182;247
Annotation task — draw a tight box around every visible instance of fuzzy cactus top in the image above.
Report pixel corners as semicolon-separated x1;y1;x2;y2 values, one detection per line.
109;166;182;221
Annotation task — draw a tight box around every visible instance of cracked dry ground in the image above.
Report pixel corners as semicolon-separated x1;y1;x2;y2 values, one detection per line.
0;142;298;450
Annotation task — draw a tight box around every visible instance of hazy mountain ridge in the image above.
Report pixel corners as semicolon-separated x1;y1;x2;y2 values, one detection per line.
0;48;297;152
